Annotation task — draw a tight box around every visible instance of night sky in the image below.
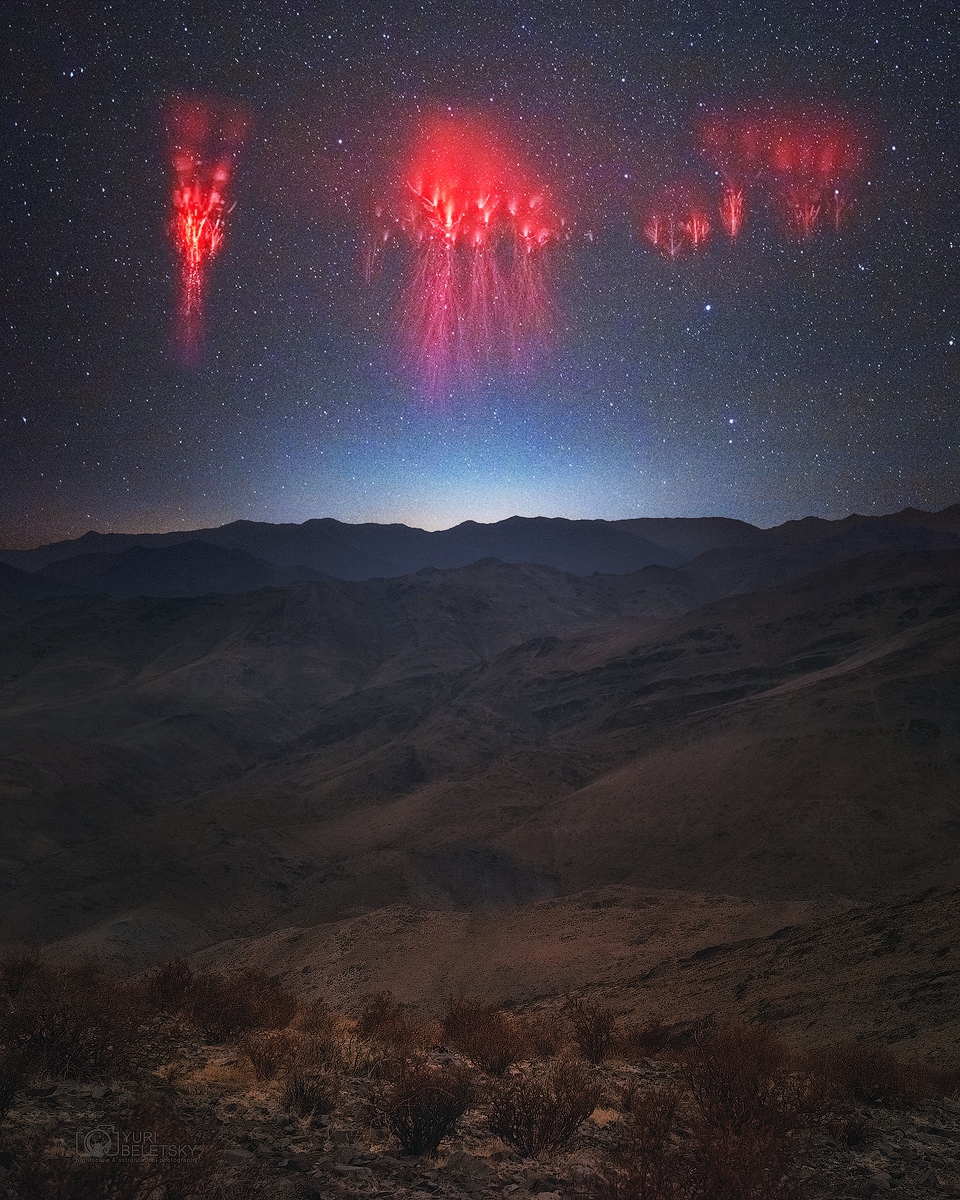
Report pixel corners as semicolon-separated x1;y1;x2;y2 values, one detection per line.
3;1;959;548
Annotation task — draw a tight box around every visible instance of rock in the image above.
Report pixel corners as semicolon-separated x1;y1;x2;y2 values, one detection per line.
334;1164;375;1183
445;1149;495;1187
222;1148;255;1166
522;1167;561;1191
25;1084;58;1098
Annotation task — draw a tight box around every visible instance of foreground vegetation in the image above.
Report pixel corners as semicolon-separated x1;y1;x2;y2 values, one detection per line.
0;952;957;1198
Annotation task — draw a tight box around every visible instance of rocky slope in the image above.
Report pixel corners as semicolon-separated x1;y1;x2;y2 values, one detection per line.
0;536;958;1056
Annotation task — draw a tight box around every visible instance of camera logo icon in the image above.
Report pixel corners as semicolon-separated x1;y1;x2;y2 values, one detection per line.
76;1126;118;1158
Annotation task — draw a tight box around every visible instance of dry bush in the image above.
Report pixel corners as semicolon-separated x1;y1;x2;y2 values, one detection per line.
0;950;51;1001
811;1041;900;1103
568;999;616;1064
690;1122;807;1200
295;1030;344;1072
239;1027;340;1081
615;1018;675;1062
443;997;527;1075
143;958;194;1014
594;1085;687;1200
238;1029;300;1081
597;1079;808;1200
808;1040;960;1104
182;970;297;1043
370;1059;473;1156
683;1022;810;1135
908;1062;960;1100
620;1081;679;1123
519;1010;569;1059
490;1057;601;1156
0;1046;31;1127
355;990;405;1041
674;1024;816;1199
338;1031;383;1077
280;1069;340;1121
295;997;338;1039
1;962;144;1081
354;991;436;1058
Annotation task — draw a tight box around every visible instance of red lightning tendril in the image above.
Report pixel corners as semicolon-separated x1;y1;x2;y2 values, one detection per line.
718;187;745;238
642;184;712;259
167;98;248;364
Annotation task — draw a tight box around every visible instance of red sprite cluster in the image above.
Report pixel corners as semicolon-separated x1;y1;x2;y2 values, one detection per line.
365;115;566;398
642;183;713;259
761;114;864;237
642;110;865;259
167;98;248;363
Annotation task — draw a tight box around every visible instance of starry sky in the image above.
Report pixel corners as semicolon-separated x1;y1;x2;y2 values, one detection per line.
2;1;959;548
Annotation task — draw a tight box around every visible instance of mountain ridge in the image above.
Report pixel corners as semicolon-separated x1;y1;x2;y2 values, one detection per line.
4;504;959;580
1;507;959;603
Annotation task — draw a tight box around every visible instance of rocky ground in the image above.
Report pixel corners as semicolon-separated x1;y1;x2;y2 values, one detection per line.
3;988;959;1200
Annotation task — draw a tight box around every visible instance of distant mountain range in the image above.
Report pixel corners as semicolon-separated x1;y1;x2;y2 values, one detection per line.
1;505;959;604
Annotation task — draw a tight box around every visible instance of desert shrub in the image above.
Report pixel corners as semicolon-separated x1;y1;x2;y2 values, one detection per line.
595;1086;687;1200
354;991;436;1058
568;999;615;1064
355;990;403;1040
690;1122;808;1200
615;1018;675;1062
0;950;51;1002
239;1027;339;1081
683;1022;809;1135
490;1057;601;1156
598;1079;809;1200
620;1082;680;1124
280;1069;340;1121
239;1029;299;1081
674;1024;818;1199
370;1059;473;1156
1;962;143;1081
807;1040;960;1105
295;997;338;1039
443;997;527;1075
338;1030;396;1080
295;1030;344;1072
144;957;194;1014
519;1010;568;1059
806;1041;895;1105
908;1062;960;1100
182;970;297;1043
0;1046;31;1126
